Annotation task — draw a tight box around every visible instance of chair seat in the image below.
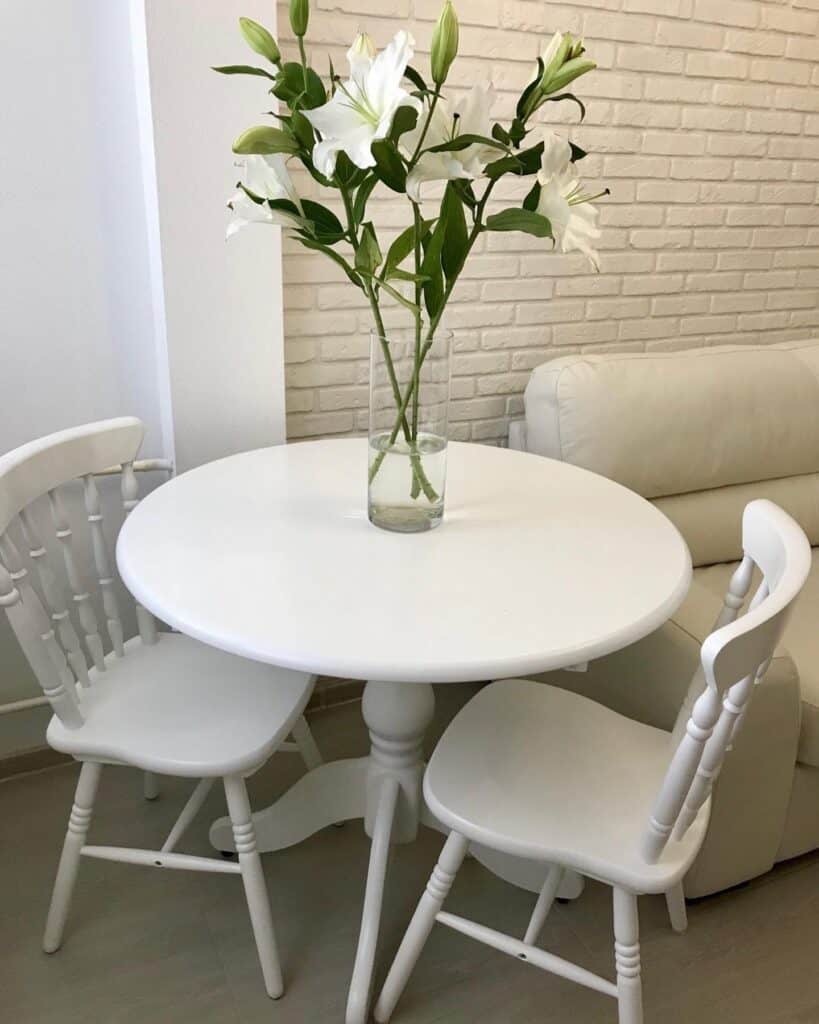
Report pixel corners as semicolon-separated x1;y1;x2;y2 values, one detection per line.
47;633;314;777
424;679;710;893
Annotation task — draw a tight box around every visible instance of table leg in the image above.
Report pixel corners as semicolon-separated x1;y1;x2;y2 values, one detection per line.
345;680;435;1024
209;678;582;1021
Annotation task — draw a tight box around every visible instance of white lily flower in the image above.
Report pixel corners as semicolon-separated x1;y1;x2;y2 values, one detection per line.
304;30;421;177
536;131;602;272
226;154;302;238
404;82;496;204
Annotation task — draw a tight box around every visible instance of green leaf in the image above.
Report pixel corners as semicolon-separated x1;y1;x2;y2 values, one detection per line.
516;57;544;119
522;181;541;212
485;139;545;179
296;235;362;288
362;274;421;314
389;105;419;143
371;140;407;193
421;216;447;319
232;125;300;155
212;65;277;80
425;133;507;154
291;110;314;150
570;142;587;163
483;154;523;180
388;268;430;283
441;184;467;284
301;199;345;243
403;65;428;93
545;92;586;121
335;151;361;187
238;17;281;64
267;197;301;217
353;175;379;222
491;123;511;146
451;180;477;210
381;219;434;280
355;222;383;275
273;62;326;110
485;208;553;238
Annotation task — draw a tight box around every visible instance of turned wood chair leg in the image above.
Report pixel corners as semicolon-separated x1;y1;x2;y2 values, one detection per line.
665;882;687;934
43;761;102;953
613;887;643;1024
143;771;160;801
523;864;564;945
224;774;284;1000
374;831;470;1023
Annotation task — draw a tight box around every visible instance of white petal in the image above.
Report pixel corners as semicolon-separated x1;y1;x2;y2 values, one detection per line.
366;30;415;115
401;96;450;158
538;131;572;183
455;82;495;138
304;90;364;138
313;137;344;177
406;152;470;203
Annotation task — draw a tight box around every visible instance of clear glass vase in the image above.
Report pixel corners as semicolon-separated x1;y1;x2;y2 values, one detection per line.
367;327;452;533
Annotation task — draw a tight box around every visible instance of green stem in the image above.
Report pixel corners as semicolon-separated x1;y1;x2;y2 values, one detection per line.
383;178;499;441
339;181;437;501
409;202;424;498
408;89;440;168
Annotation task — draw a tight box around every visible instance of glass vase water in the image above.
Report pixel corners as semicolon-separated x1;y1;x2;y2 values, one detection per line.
367;327;452;533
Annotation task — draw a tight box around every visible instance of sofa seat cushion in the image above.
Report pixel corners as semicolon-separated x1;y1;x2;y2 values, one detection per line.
695;551;819;768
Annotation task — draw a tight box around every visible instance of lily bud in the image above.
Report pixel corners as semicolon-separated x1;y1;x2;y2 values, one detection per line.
431;1;459;86
348;30;376;62
546;55;596;94
290;0;309;38
539;31;572;92
239;17;281;65
570;36;585;59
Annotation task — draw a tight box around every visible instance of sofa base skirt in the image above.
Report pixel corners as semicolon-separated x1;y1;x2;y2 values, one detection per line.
776;762;819;863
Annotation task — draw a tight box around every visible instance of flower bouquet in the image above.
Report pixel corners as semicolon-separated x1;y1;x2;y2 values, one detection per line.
217;0;606;531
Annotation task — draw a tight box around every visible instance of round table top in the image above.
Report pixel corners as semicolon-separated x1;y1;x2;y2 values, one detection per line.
117;439;692;684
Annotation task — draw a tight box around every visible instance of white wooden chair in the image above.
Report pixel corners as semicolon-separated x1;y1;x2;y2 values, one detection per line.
0;418;323;1000
374;500;811;1024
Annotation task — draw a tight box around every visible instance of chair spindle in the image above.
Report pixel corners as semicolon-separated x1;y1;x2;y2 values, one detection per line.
82;474;125;657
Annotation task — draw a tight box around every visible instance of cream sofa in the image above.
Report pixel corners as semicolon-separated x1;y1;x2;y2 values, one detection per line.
510;340;819;898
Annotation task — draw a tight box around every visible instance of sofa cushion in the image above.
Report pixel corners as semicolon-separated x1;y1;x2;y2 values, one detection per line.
695;553;819;769
655;473;819;566
524;344;819;500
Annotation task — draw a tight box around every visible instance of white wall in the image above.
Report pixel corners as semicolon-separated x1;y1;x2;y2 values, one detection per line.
138;0;287;472
0;0;165;455
0;0;288;757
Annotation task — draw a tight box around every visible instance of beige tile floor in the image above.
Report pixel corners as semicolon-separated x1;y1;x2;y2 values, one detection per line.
2;692;819;1024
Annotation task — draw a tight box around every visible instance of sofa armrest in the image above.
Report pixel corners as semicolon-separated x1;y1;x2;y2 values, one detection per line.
526;578;802;897
507;418;527;452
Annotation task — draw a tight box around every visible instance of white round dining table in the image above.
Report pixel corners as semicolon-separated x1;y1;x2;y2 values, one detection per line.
116;437;692;1024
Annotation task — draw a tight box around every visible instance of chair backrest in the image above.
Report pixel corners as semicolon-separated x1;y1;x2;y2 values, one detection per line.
0;419;158;730
642;499;811;864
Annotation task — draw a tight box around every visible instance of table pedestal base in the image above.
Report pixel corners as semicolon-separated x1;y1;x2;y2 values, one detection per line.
209;680;582;1024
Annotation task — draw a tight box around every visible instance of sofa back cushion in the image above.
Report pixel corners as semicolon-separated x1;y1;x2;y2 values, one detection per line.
524;341;819;565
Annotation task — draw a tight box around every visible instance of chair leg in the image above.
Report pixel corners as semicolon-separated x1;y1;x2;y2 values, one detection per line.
223;774;284;1000
374;830;469;1024
291;715;323;771
143;771;160;801
43;761;102;953
523;864;564;945
665;882;687;934
613;887;643;1024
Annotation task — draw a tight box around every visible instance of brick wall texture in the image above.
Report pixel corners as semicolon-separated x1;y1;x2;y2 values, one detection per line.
278;0;819;444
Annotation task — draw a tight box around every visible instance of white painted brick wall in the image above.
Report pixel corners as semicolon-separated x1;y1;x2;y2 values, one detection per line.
276;0;819;444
